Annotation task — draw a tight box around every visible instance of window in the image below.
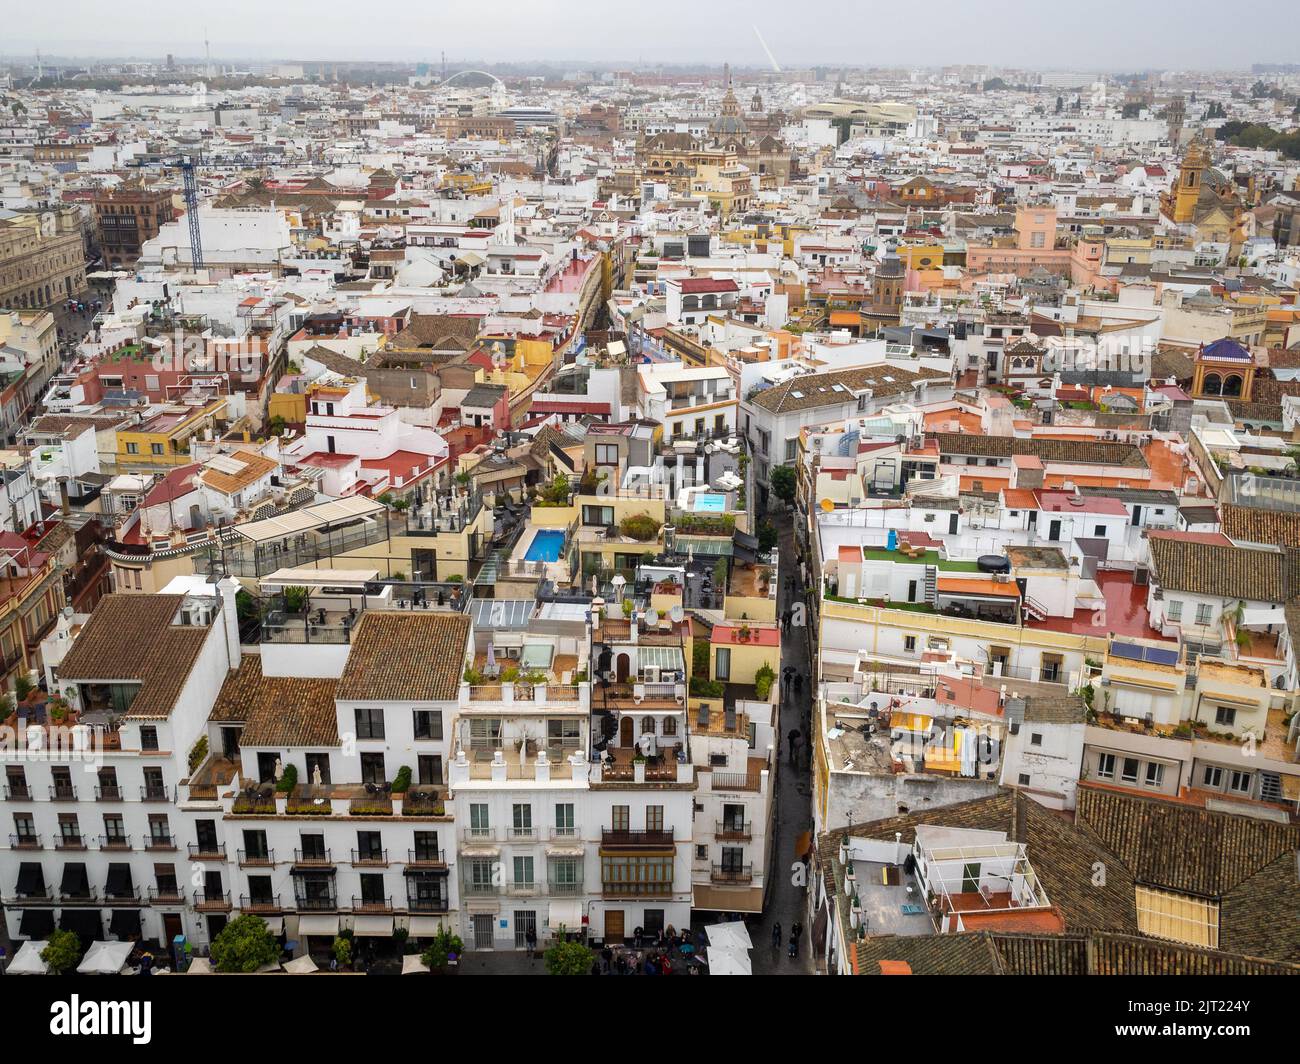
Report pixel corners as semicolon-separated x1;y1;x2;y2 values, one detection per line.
512;804;534;838
1166;600;1183;622
1214;706;1236;728
417;754;442;786
512;855;535;888
600;854;673;895
1096;753;1115;780
1018;773;1031;786
1121;757;1139;784
305;753;330;785
784;438;798;462
583;504;615;527
125;442;138;455
1030;732;1043;747
554;803;575;837
356;830;384;861
148;815;171;845
696;844;708;860
413;709;443;740
139;726;158;751
469;804;491;838
645;805;664;833
359;752;385;785
611;805;630;832
103;814;125;841
904;635;917;653
1195;603;1213;626
549;857;579;893
469;718;503;751
354;707;385;740
1228;770;1251;794
595;443;619;466
412;831;440;862
547;718;580;750
1145;762;1165;787
715;647;731;681
1202;765;1223;789
150;442;164;456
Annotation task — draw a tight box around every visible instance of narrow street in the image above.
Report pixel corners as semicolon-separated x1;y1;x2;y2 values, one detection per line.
751;511;814;975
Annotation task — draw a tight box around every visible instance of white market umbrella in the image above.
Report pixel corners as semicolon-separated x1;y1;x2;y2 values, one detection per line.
402;954;431;975
705;920;753;952
7;940;49;974
486;643;497;670
705;946;752;975
76;940;134;975
186;956;213;975
283;955;318;974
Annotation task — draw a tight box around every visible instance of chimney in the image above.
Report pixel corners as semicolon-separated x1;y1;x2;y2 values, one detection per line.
217;576;241;668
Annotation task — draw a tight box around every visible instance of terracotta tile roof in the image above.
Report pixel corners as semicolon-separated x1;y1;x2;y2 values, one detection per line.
1074;786;1299;899
336;611;470;702
56;594;209;719
856;931;1300;975
1147;536;1288;602
748;364;946;414
1220;503;1300;548
929;432;1148;469
211;654;339;747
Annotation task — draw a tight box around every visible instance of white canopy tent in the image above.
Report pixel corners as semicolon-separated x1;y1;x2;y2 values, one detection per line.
283;955;318;974
186;956;213;975
704;946;752;975
402;954;431;975
76;940;134;975
705;921;753;952
7;940;49;974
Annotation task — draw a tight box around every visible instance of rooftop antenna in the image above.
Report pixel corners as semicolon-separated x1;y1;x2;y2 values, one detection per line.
204;30;212;79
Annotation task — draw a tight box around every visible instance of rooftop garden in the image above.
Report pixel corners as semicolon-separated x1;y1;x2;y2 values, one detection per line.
858;546;983;572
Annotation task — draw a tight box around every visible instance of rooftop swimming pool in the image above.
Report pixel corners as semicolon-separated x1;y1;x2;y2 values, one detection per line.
693;493;727;514
523;529;566;563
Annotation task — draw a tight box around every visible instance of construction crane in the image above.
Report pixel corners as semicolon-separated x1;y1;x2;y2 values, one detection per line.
168;154;205;271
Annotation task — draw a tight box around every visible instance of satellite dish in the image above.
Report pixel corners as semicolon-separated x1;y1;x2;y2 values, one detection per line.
820;498;835;513
645;608;660;627
668;605;685;624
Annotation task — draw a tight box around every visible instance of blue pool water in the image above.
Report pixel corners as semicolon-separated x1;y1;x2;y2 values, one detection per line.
524;529;566;563
694;493;726;514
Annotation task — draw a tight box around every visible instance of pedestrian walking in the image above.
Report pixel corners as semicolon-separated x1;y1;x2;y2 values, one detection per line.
771;922;782;949
793;673;803;697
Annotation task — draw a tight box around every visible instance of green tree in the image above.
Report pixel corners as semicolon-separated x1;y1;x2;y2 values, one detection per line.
41;929;84;974
420;926;464;972
544;936;593;975
209;913;281;973
769;464;797;507
757;519;778;554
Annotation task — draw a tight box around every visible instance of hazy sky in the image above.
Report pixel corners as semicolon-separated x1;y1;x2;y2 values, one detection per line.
5;0;1297;71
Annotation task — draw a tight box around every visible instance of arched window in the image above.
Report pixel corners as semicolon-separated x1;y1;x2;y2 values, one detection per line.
1202;373;1222;396
662;716;677;736
641;716;656;734
1221;374;1243;398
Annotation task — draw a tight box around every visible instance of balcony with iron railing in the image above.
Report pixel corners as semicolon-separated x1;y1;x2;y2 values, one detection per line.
194;891;233;912
293;848;334;866
140;784;174;802
406;893;450;913
147;886;186;904
49;783;77;801
56;834;89;851
351;848;389;867
461;877;500;897
406;848;446;867
59;889;99;905
239;893;283;914
95;784;123;801
145;834;177;851
96;834;131;851
188;842;227;860
104;886;141;905
3;782;32;800
9;833;41;849
351;894;394;914
715;820;752;841
601;828;674;848
711;863;753;884
294;893;339;911
238;848;276;867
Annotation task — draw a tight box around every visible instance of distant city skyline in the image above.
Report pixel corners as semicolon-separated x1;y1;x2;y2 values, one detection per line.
5;0;1299;72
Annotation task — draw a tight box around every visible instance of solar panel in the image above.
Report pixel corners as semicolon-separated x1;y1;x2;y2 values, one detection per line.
1109;642;1143;661
1143;647;1180;666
